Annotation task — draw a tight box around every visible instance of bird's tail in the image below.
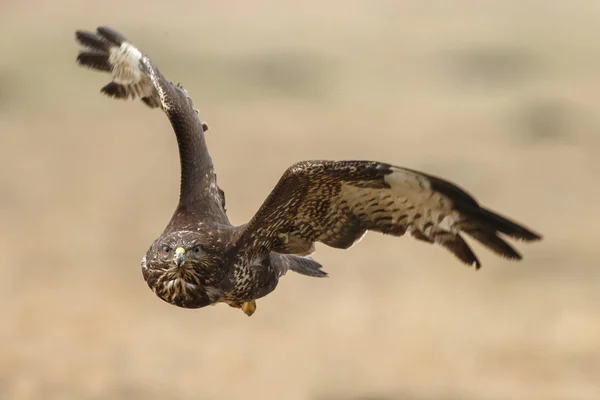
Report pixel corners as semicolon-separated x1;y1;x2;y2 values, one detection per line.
75;26;161;108
270;253;328;278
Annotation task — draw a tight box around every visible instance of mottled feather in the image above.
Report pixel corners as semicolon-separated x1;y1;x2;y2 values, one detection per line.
234;160;541;269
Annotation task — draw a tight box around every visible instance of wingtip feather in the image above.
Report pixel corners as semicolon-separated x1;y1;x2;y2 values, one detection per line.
75;30;111;52
96;26;127;46
76;51;111;72
477;207;542;242
101;81;130;99
439;233;482;269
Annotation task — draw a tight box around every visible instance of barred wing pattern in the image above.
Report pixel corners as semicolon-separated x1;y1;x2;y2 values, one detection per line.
235;160;541;269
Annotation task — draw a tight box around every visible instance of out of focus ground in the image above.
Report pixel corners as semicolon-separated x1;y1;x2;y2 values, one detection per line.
1;1;599;399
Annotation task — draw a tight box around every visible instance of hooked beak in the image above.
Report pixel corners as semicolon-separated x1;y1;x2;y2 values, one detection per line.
174;247;185;267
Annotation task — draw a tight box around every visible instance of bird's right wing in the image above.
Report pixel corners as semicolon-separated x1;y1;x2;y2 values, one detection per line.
75;26;227;221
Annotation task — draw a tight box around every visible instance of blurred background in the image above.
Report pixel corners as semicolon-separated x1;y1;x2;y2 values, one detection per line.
1;1;599;399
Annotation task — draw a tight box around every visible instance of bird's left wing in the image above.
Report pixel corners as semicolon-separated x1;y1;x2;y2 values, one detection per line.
75;26;227;220
232;160;541;269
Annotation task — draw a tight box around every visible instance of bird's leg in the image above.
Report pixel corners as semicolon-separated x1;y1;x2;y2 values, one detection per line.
225;301;242;309
241;300;257;316
225;300;256;316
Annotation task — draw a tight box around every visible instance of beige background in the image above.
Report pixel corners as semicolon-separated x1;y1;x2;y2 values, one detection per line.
1;1;599;399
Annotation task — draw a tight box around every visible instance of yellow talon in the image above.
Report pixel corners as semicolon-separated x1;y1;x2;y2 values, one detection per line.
241;300;257;316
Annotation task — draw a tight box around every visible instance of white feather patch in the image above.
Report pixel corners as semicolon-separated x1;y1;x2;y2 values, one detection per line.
438;215;458;233
109;42;143;84
384;167;452;210
384;167;430;195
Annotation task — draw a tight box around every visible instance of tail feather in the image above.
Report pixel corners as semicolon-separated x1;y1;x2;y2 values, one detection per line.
290;256;328;277
271;253;328;278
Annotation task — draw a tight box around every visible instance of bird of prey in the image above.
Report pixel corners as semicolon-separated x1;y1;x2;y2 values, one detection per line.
75;26;542;316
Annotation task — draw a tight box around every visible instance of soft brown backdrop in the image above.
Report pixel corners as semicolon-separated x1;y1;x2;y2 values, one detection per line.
1;1;599;399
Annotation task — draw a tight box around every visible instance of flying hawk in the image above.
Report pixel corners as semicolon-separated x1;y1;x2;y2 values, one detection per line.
75;26;542;316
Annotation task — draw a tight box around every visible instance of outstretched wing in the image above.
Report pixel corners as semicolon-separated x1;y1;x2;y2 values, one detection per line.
75;26;227;222
233;160;541;268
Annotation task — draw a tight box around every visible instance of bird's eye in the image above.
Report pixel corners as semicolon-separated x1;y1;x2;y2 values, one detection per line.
162;245;171;253
193;245;202;253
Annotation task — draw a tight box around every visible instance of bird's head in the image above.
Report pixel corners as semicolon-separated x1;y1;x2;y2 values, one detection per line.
141;231;224;308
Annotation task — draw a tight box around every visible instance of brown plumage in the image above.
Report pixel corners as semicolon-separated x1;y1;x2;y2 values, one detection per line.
75;26;542;316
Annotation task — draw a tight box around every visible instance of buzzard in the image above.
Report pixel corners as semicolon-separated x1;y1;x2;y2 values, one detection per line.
75;26;542;316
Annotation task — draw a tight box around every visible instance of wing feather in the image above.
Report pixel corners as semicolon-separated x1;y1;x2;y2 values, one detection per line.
234;160;541;268
76;26;161;108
